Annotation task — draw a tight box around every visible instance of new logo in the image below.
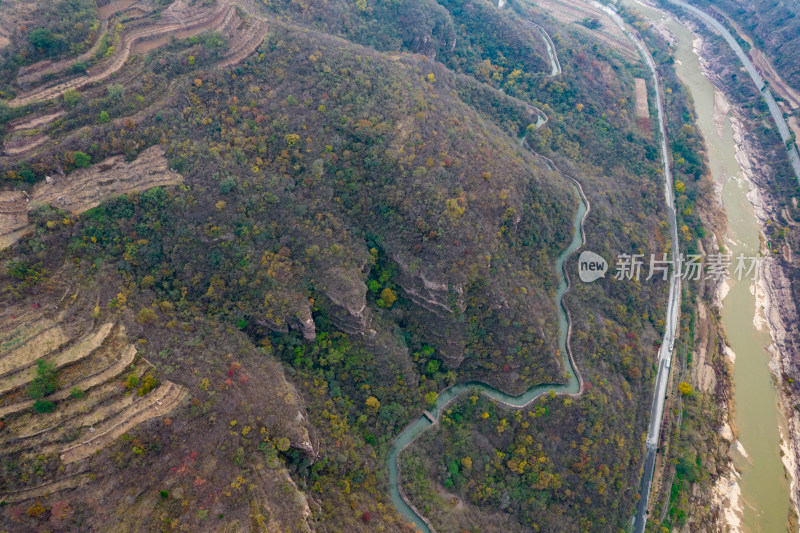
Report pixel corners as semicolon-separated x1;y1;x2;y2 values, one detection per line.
578;251;608;282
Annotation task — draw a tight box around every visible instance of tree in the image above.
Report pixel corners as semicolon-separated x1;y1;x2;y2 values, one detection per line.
365;396;381;409
74;151;91;168
678;382;692;396
28;359;58;400
28;28;65;56
137;307;157;323
425;360;440;376
33;400;55;413
379;287;397;307
63;89;81;107
219;177;237;194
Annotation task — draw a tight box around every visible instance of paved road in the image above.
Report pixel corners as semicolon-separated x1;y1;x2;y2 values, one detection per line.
666;0;800;181
594;4;682;531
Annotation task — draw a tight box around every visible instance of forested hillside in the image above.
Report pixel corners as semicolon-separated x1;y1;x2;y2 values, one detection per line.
0;0;705;531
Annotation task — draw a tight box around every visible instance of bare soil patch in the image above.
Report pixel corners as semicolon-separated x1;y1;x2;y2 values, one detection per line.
31;146;183;214
634;77;649;118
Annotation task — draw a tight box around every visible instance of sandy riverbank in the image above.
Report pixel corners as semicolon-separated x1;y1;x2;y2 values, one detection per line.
729;108;800;522
695;25;800;527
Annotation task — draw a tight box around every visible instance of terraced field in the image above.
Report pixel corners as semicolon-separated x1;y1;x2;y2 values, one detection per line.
0;146;183;250
8;0;268;109
1;0;270;165
523;0;639;62
0;311;185;502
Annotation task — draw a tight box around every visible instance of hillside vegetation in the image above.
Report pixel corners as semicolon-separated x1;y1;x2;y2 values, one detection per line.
0;0;715;531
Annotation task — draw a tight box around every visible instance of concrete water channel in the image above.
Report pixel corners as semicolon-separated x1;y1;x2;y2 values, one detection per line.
385;5;684;531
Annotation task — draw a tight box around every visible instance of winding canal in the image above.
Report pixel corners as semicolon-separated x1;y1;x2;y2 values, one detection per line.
386;169;589;533
385;4;684;531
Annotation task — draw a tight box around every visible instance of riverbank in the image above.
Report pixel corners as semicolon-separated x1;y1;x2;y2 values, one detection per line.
694;13;800;528
623;1;799;530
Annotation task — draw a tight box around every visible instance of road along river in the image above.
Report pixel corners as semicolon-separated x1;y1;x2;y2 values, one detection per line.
623;1;794;530
593;4;682;531
664;0;800;183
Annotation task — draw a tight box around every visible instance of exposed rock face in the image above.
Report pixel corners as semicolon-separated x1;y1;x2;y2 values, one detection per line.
257;293;316;341
294;305;317;341
322;266;370;335
393;254;465;317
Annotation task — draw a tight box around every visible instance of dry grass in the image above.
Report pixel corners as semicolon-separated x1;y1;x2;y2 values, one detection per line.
0;325;70;378
0;322;113;396
60;381;186;463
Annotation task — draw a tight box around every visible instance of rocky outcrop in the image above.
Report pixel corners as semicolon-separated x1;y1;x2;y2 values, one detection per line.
393;255;465;317
257;293;316;341
322;266;370;335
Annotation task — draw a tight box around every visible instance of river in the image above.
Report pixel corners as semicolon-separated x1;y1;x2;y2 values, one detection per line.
622;1;793;530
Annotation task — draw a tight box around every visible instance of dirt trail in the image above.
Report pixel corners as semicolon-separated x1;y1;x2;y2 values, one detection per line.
0;472;94;504
2;134;50;155
98;0;140;20
9;111;66;132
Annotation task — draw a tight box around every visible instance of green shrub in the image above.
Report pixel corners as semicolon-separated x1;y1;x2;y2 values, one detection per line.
33;399;56;413
74;151;91;168
69;387;84;399
125;374;139;389
28;359;58;400
219;177;237;194
63;89;81;107
137;374;158;396
137;307;157;324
